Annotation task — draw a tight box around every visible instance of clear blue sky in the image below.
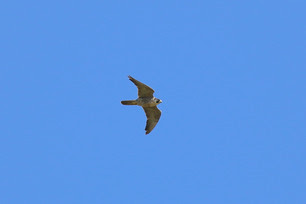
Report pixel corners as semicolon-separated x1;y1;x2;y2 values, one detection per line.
1;1;305;203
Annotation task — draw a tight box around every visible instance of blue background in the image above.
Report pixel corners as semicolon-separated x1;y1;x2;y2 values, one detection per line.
1;1;305;203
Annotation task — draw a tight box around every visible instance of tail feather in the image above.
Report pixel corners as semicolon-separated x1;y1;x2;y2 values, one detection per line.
121;100;137;105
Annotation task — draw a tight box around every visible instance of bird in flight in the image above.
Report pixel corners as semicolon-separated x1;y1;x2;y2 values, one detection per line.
121;76;162;134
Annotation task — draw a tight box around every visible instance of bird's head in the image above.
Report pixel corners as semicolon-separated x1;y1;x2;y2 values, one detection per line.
155;98;162;104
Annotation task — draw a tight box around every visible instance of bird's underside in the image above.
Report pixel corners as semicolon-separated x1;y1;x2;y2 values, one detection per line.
121;75;162;134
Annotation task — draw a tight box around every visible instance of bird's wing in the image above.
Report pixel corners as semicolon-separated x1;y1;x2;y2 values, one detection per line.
142;106;161;134
128;76;154;98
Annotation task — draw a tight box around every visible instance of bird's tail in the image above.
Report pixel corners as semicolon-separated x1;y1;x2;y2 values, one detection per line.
121;100;137;105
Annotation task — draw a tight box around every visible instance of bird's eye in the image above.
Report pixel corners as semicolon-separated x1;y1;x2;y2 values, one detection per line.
156;100;160;103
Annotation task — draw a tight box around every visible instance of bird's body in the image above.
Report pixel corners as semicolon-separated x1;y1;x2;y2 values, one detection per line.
136;97;160;107
121;76;162;134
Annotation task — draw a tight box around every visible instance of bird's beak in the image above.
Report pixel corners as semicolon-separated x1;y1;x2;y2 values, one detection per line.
160;100;162;103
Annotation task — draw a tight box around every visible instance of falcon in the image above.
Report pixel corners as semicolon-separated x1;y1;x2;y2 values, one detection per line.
121;75;162;134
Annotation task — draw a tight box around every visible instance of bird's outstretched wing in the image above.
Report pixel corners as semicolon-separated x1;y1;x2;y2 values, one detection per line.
142;106;161;134
128;76;154;98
